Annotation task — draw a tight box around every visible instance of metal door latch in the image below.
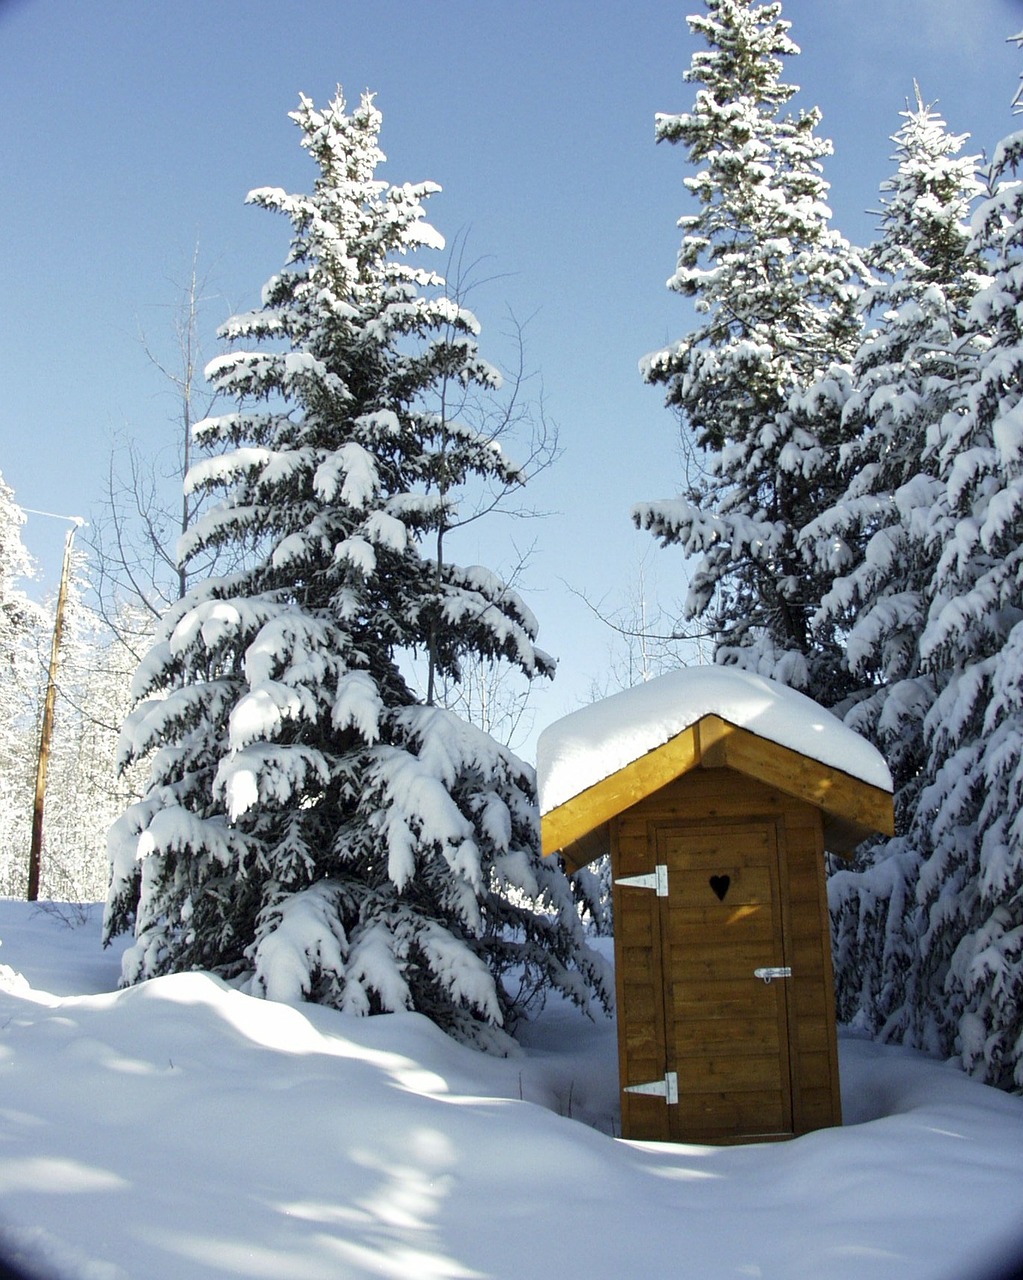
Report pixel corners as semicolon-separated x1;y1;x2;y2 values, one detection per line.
754;966;792;984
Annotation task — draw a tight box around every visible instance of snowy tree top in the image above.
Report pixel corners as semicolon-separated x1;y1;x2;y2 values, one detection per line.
536;666;892;816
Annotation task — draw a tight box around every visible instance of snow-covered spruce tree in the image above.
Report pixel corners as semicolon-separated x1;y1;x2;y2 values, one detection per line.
804;93;984;807
894;65;1023;1085
797;98;985;1033
0;472;44;897
104;91;611;1048
634;0;865;701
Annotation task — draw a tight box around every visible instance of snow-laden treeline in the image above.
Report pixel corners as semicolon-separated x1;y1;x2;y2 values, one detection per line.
633;0;1023;1088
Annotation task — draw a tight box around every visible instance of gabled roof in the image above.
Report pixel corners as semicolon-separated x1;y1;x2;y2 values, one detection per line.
536;669;895;871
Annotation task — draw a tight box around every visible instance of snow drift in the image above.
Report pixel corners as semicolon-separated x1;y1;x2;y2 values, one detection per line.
1;902;1022;1280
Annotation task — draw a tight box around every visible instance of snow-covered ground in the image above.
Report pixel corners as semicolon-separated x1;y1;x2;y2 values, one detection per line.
1;902;1022;1280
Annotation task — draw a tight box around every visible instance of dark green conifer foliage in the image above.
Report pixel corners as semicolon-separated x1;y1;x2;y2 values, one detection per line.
635;0;865;699
104;92;611;1048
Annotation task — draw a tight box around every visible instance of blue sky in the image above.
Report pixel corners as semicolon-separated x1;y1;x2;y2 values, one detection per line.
2;0;1022;752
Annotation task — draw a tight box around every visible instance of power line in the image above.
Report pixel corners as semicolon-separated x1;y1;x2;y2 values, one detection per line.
21;508;86;527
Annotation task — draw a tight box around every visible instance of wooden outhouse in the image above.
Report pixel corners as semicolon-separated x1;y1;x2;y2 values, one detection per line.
537;668;894;1146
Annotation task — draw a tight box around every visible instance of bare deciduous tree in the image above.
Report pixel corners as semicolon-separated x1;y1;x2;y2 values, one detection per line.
89;247;227;653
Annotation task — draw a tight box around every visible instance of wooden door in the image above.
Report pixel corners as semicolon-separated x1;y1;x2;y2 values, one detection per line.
658;820;794;1142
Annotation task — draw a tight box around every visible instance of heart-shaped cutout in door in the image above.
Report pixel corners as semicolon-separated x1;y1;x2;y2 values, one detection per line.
709;874;731;902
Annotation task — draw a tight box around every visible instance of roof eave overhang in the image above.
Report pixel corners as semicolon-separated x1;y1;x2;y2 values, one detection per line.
541;714;894;872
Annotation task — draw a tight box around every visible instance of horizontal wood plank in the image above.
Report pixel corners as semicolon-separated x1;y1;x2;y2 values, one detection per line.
673;1015;781;1053
794;1019;832;1055
677;1089;789;1132
668;905;776;940
671;988;780;1021
667;941;787;982
797;1086;841;1129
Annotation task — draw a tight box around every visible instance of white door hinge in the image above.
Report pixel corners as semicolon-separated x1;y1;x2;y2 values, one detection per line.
624;1071;678;1105
615;864;668;897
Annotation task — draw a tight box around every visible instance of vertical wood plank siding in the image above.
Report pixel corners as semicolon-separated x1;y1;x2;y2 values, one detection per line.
612;767;842;1143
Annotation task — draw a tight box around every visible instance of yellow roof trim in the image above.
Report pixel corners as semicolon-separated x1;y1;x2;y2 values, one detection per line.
541;714;894;866
541;722;701;857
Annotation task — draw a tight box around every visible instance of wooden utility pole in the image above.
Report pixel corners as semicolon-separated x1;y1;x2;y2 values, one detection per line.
27;517;83;901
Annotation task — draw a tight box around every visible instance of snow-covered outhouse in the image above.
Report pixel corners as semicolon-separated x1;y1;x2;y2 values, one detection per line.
537;668;894;1145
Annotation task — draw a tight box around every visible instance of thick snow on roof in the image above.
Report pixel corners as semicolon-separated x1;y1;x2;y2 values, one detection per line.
536;666;893;815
